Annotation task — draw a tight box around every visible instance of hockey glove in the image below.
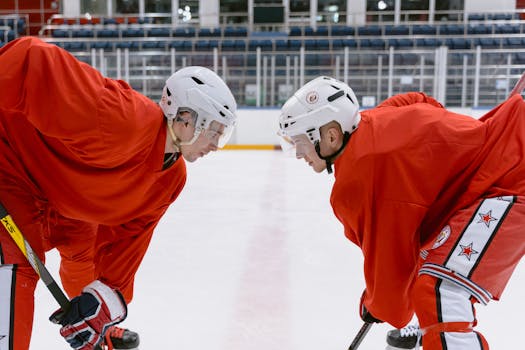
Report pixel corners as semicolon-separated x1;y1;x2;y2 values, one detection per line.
359;290;383;324
49;280;128;350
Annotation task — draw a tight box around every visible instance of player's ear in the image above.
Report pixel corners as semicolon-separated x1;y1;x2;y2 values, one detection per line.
325;125;344;149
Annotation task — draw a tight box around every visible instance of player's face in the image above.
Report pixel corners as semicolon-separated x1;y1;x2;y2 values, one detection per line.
291;134;326;173
180;120;225;162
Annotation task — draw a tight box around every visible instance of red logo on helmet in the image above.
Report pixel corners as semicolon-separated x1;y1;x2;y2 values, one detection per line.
306;91;319;104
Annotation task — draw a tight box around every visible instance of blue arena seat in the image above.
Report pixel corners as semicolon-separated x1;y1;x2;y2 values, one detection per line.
288;39;302;50
332;38;344;50
198;28;212;37
514;52;525;64
233;27;247;36
198;27;221;37
194;40;209;51
122;28;144;37
467;24;491;35
316;39;330;50
103;18;118;25
174;27;195;37
64;42;86;51
421;38;442;48
495;24;519;34
412;24;436;35
304;26;315;36
343;38;358;48
115;41;133;49
304;39;316;50
289;26;302;36
440;24;464;35
72;28;94;37
223;26;236;37
492;13;513;20
91;41;111;49
275;39;288;51
169;40;192;51
315;26;329;36
467;13;484;21
331;26;354;36
248;39;272;51
52;29;69;38
137;17;152;24
208;40;219;49
224;26;247;37
142;41;160;49
448;38;472;50
391;38;413;49
182;41;193;51
234;39;246;50
357;25;381;36
221;39;236;51
168;41;184;50
385;25;409;35
97;28;118;38
361;38;385;49
130;41;141;50
504;37;525;48
147;27;171;37
473;37;500;48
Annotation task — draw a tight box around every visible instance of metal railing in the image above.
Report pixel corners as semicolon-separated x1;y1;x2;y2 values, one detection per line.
65;44;525;108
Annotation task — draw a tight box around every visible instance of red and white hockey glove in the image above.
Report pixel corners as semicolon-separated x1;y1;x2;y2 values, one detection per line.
49;280;127;350
359;290;383;324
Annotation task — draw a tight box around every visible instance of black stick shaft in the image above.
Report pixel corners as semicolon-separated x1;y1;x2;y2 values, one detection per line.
348;322;373;350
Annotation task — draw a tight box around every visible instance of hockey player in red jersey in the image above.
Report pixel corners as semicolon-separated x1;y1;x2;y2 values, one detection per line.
278;76;525;350
0;37;237;350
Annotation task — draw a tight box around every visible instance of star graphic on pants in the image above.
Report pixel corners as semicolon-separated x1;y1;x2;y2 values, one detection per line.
477;210;497;228
458;242;479;260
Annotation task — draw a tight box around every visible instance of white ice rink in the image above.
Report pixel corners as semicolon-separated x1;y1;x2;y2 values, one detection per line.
32;150;524;349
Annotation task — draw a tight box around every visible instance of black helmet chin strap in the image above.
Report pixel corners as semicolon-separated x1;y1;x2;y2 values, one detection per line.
314;131;351;174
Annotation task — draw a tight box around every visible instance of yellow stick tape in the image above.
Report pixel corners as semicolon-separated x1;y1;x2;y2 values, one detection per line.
1;215;28;257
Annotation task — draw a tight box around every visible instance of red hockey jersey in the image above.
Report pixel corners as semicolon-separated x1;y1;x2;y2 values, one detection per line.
330;92;525;327
0;37;186;300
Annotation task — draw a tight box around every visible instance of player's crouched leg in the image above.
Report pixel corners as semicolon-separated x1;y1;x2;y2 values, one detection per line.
412;274;488;350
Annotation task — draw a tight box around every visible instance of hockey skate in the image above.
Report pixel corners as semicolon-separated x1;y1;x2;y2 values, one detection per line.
95;326;140;350
386;324;422;349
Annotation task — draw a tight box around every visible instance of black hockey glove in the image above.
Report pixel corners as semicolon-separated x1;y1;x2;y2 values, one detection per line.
49;280;127;350
359;290;383;323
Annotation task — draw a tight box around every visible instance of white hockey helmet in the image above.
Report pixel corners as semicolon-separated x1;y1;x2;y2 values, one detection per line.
159;66;237;147
278;76;360;145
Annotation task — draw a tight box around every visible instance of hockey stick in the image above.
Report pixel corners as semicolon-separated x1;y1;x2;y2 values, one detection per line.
347;322;373;350
509;71;525;97
0;201;70;311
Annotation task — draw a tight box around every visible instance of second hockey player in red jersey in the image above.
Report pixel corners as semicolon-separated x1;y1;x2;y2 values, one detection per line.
278;76;525;349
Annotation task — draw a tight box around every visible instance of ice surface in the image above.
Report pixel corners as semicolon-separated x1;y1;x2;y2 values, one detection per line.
32;151;524;349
